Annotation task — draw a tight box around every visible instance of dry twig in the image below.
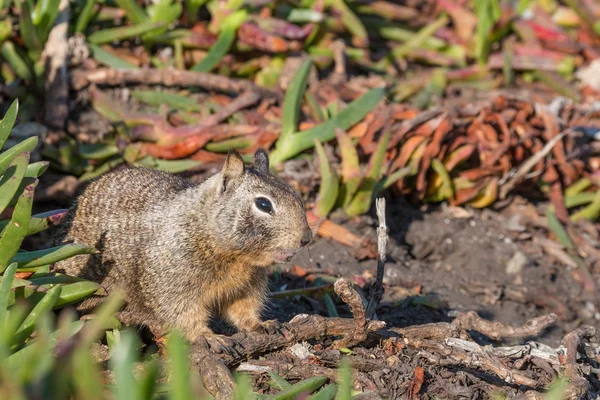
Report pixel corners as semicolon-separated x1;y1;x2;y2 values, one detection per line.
42;0;70;130
199;90;262;127
366;198;388;319
452;311;557;341
561;325;596;399
407;337;540;388
333;278;369;348
499;129;571;199
70;67;278;99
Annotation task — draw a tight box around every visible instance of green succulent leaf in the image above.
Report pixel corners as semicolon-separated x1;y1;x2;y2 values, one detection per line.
11;243;97;269
313;139;339;218
281;60;312;140
191;10;247;72
0;177;35;272
0;99;19;151
12;285;62;348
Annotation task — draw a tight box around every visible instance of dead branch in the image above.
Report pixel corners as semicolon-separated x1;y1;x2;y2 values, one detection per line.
193;315;385;367
561;325;596;399
403;337;540;388
333;278;369;348
329;40;347;86
199;90;262;127
237;359;378;391
499;129;571;199
70;67;278;99
451;311;557;341
190;344;236;400
366;197;388;320
42;0;70;130
389;322;468;341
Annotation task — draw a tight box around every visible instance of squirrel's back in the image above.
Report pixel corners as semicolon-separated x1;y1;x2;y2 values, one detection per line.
54;167;191;280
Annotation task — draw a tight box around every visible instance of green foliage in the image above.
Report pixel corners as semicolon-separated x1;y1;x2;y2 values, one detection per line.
191;9;247;72
270;86;384;166
474;0;502;63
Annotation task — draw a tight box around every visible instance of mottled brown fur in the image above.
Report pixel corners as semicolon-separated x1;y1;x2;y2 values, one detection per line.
53;149;312;342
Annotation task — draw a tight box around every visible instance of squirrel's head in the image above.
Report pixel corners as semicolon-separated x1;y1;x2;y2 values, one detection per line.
210;148;312;266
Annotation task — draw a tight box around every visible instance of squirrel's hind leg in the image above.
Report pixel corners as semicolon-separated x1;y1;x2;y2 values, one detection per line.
223;292;265;333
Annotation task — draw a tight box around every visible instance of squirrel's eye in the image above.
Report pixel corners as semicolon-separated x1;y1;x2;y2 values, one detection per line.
255;197;274;215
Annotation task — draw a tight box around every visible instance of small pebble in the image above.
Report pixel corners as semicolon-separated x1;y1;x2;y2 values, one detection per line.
506;251;527;275
469;220;476;227
445;238;453;245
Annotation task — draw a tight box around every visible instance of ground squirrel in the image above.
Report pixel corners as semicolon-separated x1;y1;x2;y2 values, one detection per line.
53;149;312;341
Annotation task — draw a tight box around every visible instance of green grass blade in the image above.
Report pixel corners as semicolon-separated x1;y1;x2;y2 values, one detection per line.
546;208;575;249
234;373;254;400
335;129;361;208
0;263;18;324
139;358;160;400
0;302;28;352
78;292;124;349
88;21;166;44
72;342;104;400
191;10;246;72
11;243;97;268
34;0;61;35
79;142;120;160
52;281;100;308
268;371;292;390
167;330;191;400
74;0;96;33
89;44;139;69
134;157;203;173
0;209;67;237
328;0;368;47
313;139;339;218
391;16;449;60
1;41;34;81
305;92;327;122
111;330;141;400
565;177;591;197
271;376;328;400
0;177;35;272
0;136;39;177
307;384;337;400
270;87;384;166
335;359;352;400
281;60;312;140
427;158;454;201
571;189;600;221
12;285;61;347
130;90;202;111
565;192;595;209
18;0;43;52
24;161;49;178
0;99;18;151
324;293;339;317
344;128;391;217
114;0;149;23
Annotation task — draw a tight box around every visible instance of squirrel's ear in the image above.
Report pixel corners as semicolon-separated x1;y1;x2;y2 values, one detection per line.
220;150;245;192
253;148;269;173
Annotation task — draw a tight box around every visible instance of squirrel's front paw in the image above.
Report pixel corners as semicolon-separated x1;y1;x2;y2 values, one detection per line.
254;319;286;335
193;332;236;355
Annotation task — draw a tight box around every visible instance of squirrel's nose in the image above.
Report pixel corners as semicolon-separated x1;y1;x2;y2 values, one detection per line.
300;228;313;247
